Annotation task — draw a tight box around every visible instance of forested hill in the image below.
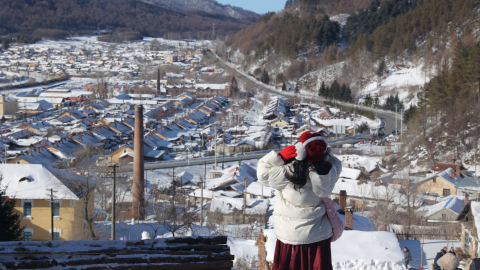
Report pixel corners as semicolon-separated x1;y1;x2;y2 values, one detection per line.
142;0;259;20
0;0;254;40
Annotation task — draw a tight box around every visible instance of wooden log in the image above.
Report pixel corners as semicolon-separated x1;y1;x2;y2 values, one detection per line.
164;236;228;245
81;261;233;270
1;254;235;269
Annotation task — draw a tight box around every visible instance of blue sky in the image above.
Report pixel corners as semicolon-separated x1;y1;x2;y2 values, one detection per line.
216;0;284;14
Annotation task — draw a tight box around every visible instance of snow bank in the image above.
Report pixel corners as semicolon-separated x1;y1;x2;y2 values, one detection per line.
263;230;404;269
227;237;258;263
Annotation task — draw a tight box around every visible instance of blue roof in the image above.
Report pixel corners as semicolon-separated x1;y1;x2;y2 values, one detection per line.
456;176;480;188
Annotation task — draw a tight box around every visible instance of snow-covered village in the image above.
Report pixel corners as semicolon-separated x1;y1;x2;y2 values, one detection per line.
1;0;480;270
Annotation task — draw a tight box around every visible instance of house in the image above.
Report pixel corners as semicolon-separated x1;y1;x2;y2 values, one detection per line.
205;163;257;193
457;198;480;258
58;109;87;121
431;161;467;175
44;138;83;160
0;164;93;241
270;117;290;128
417;196;465;222
0;94;18;116
109;143;164;165
208;197;268;224
456;176;480;199
245;181;274;199
8;146;59;166
17;120;52;135
416;167;463;197
19;100;53;114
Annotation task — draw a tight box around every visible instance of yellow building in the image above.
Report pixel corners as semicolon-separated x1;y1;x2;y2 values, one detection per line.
416;167;461;197
1;164;93;241
0;94;18;116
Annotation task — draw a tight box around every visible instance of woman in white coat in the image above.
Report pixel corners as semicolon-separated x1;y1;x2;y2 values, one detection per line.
257;131;342;270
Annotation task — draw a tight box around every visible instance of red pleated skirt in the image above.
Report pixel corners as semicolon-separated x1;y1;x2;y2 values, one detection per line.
272;238;333;270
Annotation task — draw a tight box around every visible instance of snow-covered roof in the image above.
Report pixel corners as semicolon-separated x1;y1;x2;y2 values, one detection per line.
246;181;274;197
470;201;480;233
417;196;465;217
0;164;81;200
210;197;268;215
339;167;362;180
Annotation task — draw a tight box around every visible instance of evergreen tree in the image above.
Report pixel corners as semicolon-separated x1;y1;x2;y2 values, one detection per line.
282;82;287;91
231;76;239;93
0;177;24;241
340;84;347;100
377;59;386;77
319;81;326;97
330;80;340;99
364;93;372;106
374;95;380;107
1;39;9;51
295;82;299;93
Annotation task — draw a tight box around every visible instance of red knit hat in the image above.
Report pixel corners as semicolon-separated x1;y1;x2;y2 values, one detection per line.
294;131;327;162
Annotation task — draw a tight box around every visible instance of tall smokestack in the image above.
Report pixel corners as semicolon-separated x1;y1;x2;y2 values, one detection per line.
339;190;347;214
132;105;145;220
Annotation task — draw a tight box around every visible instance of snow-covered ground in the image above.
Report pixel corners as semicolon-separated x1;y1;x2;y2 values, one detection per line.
262;230;405;270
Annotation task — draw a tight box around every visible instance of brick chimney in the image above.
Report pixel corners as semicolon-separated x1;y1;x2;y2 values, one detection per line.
456;165;461;176
213;165;215;170
465;193;469;205
132;105;145;220
375;179;382;186
382;159;386;167
339;190;347;214
348;164;350;168
54;140;58;146
451;169;456;180
345;207;353;230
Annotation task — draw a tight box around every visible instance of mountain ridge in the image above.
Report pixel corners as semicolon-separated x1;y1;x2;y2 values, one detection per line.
0;0;255;40
141;0;260;20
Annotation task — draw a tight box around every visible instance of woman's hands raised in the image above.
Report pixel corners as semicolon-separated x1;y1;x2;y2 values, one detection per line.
278;146;297;162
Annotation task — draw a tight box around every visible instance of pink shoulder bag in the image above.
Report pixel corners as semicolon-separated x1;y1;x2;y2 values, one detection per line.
322;197;344;242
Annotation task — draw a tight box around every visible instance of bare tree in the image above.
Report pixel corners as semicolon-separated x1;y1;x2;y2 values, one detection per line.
369;184;401;231
58;146;108;240
152;184;196;237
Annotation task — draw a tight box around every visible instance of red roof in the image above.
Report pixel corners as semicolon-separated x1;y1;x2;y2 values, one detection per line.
430;163;466;172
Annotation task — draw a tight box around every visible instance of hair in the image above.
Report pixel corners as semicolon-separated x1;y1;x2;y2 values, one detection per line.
285;155;332;190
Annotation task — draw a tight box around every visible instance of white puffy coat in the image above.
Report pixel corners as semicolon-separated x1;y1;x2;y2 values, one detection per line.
257;150;342;245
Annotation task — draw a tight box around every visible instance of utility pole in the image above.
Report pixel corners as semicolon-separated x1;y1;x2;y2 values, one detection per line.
46;189;57;241
394;104;398;136
4;144;7;163
201;161;206;225
102;164;126;241
400;109;404;141
214;130;217;167
243;177;247;224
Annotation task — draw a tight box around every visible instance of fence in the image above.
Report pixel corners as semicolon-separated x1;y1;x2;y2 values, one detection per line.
393;228;459;241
